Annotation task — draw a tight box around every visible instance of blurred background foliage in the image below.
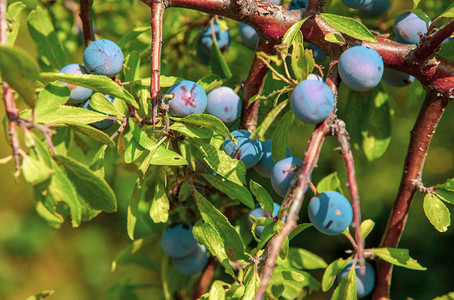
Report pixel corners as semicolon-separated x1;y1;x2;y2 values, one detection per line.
0;0;453;299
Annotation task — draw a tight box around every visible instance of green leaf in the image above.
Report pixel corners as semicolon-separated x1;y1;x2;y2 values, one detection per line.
316;172;343;194
412;0;422;10
128;119;156;150
203;174;254;209
171;114;232;139
22;154;53;185
123;51;141;93
288;248;327;270
118;26;151;47
370;248;426;270
434;291;454;300
270;266;320;298
133;75;185;89
54;154;117;212
210;41;232;79
250;100;289;140
435;189;454;205
360;219;375;239
281;19;306;50
288;223;312;241
66;124;115;147
291;43;315;83
35;82;70;113
361;89;391;161
325;32;346;44
40;72;138;108
139;145;187;172
111;236;159;271
423;193;451;232
31;105;108;125
0;46;39;106
90;93;124;116
341;90;366;150
440;3;454;18
169;122;214;139
26;290;54;300
208;281;228;300
27;6;66;69
197;74;223;92
149;171;169;223
6;2;26;47
90;146;106;178
322;257;351;291
271;110;294;163
249;180;274;212
321;13;377;42
331;266;357;300
242;268;261;300
439;178;454;192
124;138;145;164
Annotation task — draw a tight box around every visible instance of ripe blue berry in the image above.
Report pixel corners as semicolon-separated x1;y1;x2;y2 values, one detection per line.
59;64;93;104
308;191;353;235
393;12;429;44
206;86;242;124
337;260;376;297
308;44;327;63
166;80;207;117
161;223;198;258
338;46;384;92
360;0;390;17
341;0;373;9
198;22;230;64
253;140;291;178
271;157;302;197
290;80;335;124
223;129;263;169
289;0;307;10
249;202;281;237
238;23;259;49
82;95;115;130
382;68;415;87
172;244;209;275
83;39;124;78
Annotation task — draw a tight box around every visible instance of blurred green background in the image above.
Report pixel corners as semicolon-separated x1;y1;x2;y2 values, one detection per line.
1;0;454;299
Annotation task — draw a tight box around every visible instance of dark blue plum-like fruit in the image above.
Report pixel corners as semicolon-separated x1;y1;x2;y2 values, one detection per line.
307;73;323;82
59;64;93;104
337;260;376;297
289;0;307;10
161;223;198;258
253;140;291;178
290;80;335;124
238;23;259;49
206;86;242;124
82;94;115;130
83;39;124;78
393;12;429;44
271;157;303;197
382;68;415;87
360;0;391;17
341;0;373;9
166;80;207;117
307;44;327;63
223;129;263;169
172;244;209;275
308;191;353;235
198;22;230;64
338;46;384;91
248;202;281;237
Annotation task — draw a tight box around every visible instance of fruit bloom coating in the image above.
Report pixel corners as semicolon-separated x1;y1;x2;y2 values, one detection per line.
382;68;415;87
360;0;390;17
248;202;281;237
172;244;209;275
308;191;353;235
307;44;327;63
338;46;384;91
290;80;335;124
341;0;373;9
167;80;207;117
161;223;198;258
307;73;323;82
271;157;302;197
393;12;428;44
59;64;93;104
82;95;115;129
238;23;259;49
289;0;307;10
83;39;124;77
206;86;242;124
253;140;291;178
337;260;376;297
223;129;263;169
198;22;230;64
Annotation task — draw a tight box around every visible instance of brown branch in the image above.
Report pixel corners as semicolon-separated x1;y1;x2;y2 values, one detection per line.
241;39;276;131
192;256;218;299
413;19;454;60
373;92;450;300
79;0;95;46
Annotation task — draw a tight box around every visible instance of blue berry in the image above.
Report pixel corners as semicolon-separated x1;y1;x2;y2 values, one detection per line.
338;46;384;92
308;191;353;235
271;157;303;197
172;244;209;275
82;94;115;129
289;0;307;10
253;140;291;178
291;80;335;124
337;260;376;297
341;0;373;9
307;73;323;82
59;64;93;104
382;68;415;87
223;129;263;169
198;22;230;64
83;39;124;78
238;23;259;49
166;80;207;117
161;223;198;258
206;86;242;124
393;12;429;44
360;0;391;17
248;202;281;237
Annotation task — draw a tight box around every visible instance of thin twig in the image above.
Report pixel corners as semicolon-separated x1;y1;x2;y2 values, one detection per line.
79;0;95;46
